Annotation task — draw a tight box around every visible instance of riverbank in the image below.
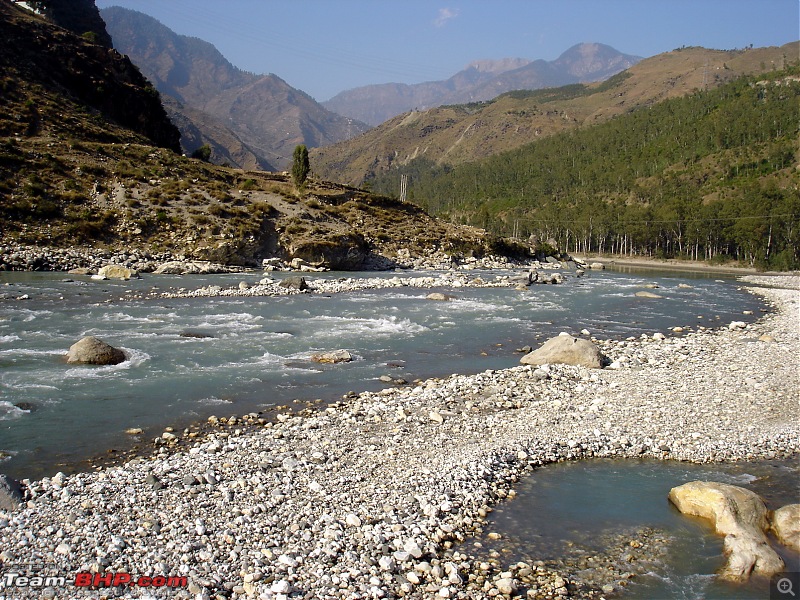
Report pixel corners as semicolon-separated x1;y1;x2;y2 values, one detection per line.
579;254;797;276
0;276;797;599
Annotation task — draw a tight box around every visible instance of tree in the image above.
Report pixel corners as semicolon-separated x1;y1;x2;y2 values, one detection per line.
292;144;310;187
191;144;212;162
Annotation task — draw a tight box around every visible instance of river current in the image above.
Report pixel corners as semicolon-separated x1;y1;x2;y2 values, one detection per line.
0;267;763;480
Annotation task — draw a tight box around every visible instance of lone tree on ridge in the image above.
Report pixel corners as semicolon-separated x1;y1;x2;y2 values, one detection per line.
292;144;310;187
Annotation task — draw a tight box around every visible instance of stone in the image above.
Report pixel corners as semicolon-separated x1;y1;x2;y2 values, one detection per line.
311;350;352;364
520;335;605;369
65;336;126;365
668;481;784;581
426;292;450;301
429;411;444;424
279;276;309;291
0;474;24;511
589;262;605;270
759;334;776;343
67;267;93;276
496;577;517;595
635;291;663;299
98;264;137;280
729;321;747;330
153;261;226;275
771;504;800;552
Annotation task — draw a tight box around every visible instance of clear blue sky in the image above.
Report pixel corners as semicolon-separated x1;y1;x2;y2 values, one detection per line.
95;0;799;101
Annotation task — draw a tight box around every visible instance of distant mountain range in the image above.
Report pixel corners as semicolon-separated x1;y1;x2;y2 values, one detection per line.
311;42;798;186
101;7;370;170
323;43;642;126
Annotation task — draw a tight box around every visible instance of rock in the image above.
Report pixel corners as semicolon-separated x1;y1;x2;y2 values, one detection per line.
495;577;517;595
771;504;800;552
279;276;309;291
98;264;137;280
125;428;143;435
668;481;784;581
153;261;229;275
0;474;24;511
589;262;605;270
429;411;444;424
65;336;126;365
520;335;605;368
67;267;94;276
179;331;214;339
635;291;663;299
758;334;776;343
311;350;352;364
426;292;450;301
729;321;747;330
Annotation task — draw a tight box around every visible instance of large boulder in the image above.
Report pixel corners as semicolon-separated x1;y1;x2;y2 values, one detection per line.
98;264;138;280
668;481;784;581
311;350;352;364
0;474;24;511
520;334;605;368
279;276;309;291
154;261;228;275
66;336;126;365
771;504;800;552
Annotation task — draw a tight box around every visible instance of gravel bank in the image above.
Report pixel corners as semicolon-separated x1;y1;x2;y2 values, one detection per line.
0;276;797;599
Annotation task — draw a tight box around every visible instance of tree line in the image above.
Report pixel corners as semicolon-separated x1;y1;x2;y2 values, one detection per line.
369;68;800;269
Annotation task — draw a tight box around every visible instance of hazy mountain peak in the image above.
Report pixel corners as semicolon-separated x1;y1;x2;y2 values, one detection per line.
324;43;641;126
554;42;642;80
466;58;531;74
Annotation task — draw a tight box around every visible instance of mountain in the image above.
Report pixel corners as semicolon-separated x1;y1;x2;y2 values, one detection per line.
0;1;179;151
0;1;509;269
100;7;370;170
310;43;799;186
323;43;642;126
366;66;800;270
31;0;113;48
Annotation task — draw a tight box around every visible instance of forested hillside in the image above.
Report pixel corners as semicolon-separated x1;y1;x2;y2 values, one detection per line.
369;69;800;269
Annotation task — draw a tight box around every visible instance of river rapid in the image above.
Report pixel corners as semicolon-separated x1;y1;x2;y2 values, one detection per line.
0;267;762;480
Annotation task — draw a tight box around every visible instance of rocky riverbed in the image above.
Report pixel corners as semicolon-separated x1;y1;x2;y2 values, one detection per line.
0;275;797;599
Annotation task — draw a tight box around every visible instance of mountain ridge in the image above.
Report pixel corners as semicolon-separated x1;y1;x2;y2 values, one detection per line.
101;6;370;170
323;43;642;126
310;42;799;187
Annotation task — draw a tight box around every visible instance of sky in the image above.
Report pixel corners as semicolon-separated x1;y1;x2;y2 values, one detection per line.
94;0;800;102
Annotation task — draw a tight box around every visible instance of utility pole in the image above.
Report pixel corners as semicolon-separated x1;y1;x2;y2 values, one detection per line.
399;174;408;202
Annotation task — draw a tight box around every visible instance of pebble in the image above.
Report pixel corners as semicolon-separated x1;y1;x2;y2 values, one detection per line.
0;276;796;599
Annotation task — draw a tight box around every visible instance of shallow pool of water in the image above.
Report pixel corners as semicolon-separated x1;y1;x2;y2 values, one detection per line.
486;458;800;599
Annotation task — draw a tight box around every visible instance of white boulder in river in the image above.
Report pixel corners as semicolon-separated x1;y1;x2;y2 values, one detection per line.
520;334;605;368
65;336;126;365
771;504;800;552
668;481;784;581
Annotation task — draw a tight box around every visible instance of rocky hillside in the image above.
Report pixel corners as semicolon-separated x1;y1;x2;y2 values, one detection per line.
0;2;516;270
101;7;370;170
323;43;641;126
311;42;798;186
30;0;113;48
0;1;180;151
